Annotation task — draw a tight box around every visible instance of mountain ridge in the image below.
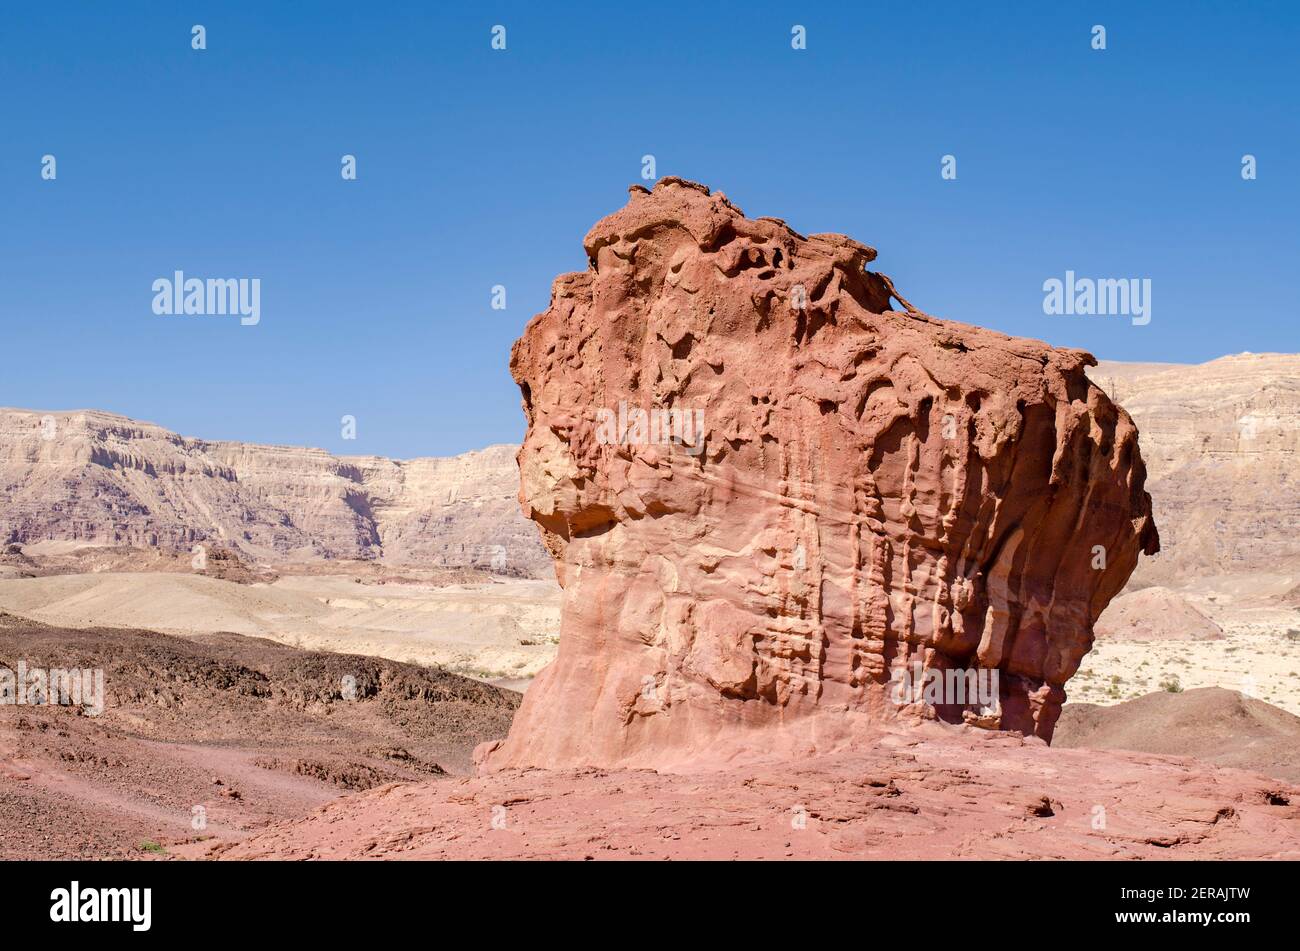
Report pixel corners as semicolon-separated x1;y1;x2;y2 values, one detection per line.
0;407;550;577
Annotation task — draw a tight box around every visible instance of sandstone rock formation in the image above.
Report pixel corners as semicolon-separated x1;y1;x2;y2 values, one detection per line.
1094;586;1224;641
1092;354;1300;587
483;179;1159;770
0;409;550;577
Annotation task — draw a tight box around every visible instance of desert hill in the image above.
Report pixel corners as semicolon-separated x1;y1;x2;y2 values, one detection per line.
1094;586;1224;641
1055;687;1300;784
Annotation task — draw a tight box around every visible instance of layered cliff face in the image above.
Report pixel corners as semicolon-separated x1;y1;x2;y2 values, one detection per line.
0;410;550;577
1092;354;1300;586
484;179;1158;770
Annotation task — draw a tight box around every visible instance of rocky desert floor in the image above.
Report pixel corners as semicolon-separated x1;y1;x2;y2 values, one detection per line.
0;613;519;860
195;723;1298;861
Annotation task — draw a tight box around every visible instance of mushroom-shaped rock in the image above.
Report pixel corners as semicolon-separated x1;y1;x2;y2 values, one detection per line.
482;179;1159;771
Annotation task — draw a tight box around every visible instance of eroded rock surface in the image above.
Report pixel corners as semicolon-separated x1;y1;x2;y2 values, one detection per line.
485;179;1158;770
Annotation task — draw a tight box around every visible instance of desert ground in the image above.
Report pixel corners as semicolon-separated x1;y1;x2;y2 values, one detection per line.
1073;582;1300;716
0;565;561;685
198;721;1297;861
0;612;518;859
1056;687;1300;785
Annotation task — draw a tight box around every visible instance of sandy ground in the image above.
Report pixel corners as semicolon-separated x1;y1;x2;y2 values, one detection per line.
1073;580;1300;716
0;572;562;682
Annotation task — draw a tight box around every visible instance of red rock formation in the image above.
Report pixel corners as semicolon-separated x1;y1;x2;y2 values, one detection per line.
483;178;1158;770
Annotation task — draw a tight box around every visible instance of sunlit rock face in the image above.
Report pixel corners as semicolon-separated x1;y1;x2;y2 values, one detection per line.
482;178;1158;771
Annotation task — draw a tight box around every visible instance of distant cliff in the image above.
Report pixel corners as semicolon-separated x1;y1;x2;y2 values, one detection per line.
1092;352;1300;585
0;409;551;577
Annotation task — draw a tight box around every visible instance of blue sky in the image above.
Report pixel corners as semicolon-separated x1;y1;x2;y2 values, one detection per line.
2;1;1296;458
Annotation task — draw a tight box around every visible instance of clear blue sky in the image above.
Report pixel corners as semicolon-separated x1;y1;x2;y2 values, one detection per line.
2;1;1296;458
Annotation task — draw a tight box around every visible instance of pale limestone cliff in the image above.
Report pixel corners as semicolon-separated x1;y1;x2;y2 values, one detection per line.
0;409;550;577
1093;353;1300;586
